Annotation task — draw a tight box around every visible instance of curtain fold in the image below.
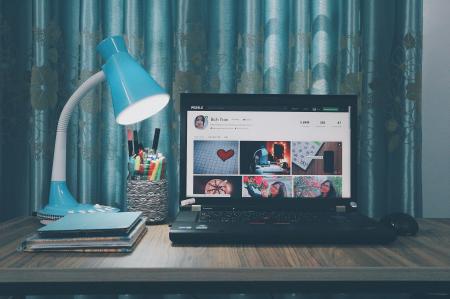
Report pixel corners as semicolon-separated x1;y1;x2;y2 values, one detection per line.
288;0;310;94
0;0;32;221
102;0;128;210
141;0;172;177
264;0;289;93
207;0;237;93
79;0;101;205
311;0;338;94
29;0;55;213
171;0;208;216
0;1;423;297
123;0;142;140
336;0;360;95
237;0;263;94
63;0;81;200
360;0;392;216
386;0;422;216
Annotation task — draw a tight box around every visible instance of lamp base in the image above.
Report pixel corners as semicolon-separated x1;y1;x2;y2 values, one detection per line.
37;181;120;224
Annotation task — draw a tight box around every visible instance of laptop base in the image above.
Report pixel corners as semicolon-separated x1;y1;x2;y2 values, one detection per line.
169;211;397;244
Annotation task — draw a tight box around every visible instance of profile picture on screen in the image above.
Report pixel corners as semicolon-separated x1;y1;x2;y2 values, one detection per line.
194;115;208;129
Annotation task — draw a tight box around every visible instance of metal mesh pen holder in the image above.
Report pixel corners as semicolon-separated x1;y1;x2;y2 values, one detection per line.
126;178;168;224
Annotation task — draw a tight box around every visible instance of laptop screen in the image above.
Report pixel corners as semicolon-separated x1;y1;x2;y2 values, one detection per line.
182;94;354;202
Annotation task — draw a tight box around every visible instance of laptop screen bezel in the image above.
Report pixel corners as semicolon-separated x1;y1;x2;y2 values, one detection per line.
179;93;358;212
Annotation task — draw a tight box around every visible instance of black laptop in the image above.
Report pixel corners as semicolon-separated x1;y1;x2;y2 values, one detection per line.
169;93;396;244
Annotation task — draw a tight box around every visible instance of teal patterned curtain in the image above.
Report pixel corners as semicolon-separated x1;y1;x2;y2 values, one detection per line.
0;0;422;223
0;1;423;298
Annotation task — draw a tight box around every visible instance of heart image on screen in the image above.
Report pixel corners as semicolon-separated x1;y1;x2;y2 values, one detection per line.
217;149;234;162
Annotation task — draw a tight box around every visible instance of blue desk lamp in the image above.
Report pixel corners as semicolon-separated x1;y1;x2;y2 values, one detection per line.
37;36;170;222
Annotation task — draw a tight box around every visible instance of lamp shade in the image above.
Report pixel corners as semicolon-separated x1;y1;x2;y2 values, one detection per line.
97;36;169;125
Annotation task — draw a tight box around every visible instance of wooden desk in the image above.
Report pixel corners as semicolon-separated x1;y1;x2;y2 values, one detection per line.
0;217;449;295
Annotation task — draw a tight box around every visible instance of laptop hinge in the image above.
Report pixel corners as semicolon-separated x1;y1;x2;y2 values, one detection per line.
336;205;346;213
191;205;202;212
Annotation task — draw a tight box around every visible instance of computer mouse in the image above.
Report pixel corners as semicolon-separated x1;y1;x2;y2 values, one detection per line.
379;212;419;236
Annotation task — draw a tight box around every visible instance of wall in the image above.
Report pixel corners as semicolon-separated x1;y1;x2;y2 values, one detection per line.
422;0;450;217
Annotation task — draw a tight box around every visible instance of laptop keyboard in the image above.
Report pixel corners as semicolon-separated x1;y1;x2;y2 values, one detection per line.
198;210;355;225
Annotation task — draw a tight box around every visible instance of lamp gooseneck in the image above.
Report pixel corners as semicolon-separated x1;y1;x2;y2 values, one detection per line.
51;71;105;181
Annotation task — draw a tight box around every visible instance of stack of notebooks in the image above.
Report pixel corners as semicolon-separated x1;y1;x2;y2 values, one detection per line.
19;212;147;253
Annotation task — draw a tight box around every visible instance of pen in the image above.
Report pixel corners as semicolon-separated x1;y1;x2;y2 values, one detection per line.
133;130;139;156
127;129;134;157
152;128;160;153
